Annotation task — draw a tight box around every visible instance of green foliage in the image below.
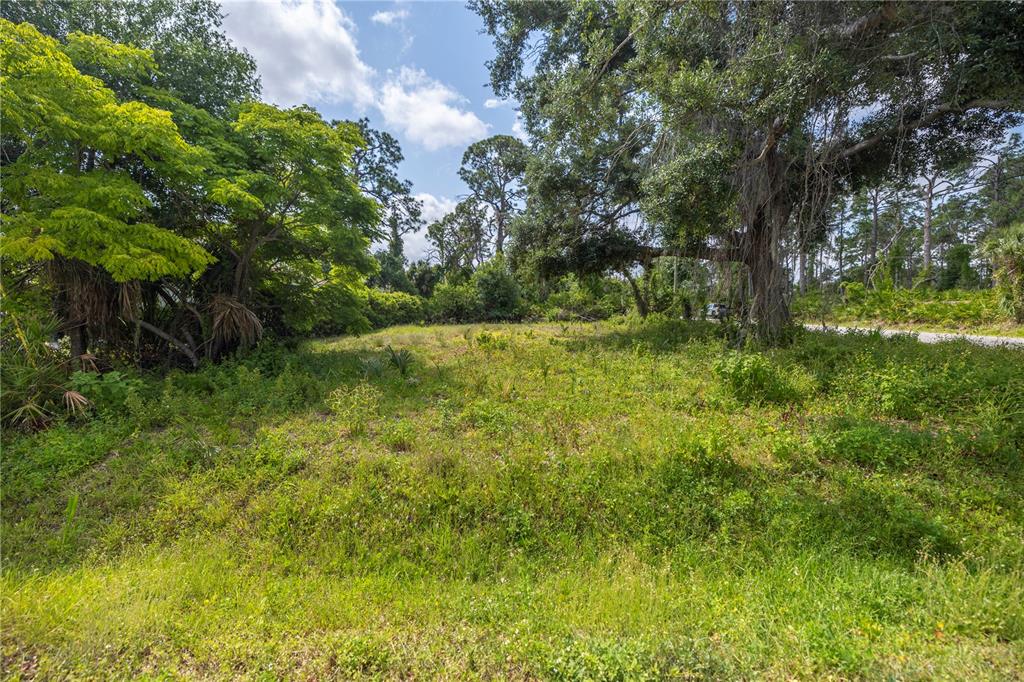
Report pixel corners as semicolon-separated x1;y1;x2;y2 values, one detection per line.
0;20;213;281
939;244;981;291
68;370;144;415
814;417;934;470
983;222;1024;323
471;257;522;320
0;302;73;429
425;259;525;323
429;281;485;323
545;275;630;320
1;0;260;114
365;289;426;329
384;345;415;377
1;15;379;368
713;352;808;405
794;283;1014;330
327;382;381;435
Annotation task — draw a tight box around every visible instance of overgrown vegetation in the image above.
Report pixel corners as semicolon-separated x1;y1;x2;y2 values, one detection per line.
3;321;1022;678
792;285;1022;334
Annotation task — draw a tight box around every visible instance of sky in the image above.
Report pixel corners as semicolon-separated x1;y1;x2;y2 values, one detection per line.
218;0;520;260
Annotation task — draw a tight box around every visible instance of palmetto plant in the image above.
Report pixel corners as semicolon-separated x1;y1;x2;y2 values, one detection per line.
0;306;90;430
384;345;414;377
360;355;386;379
210;295;263;349
982;222;1024;323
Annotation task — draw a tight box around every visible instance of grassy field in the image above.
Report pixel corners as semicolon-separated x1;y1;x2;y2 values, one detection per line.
2;320;1023;680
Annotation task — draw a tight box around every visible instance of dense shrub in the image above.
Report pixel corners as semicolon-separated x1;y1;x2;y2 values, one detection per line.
472;259;523;320
545;275;630;320
429;281;484;322
983;222;1024;323
428;260;525;323
365;289;426;329
68;370;144;415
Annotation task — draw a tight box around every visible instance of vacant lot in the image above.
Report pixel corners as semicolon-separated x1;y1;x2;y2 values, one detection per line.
3;320;1022;680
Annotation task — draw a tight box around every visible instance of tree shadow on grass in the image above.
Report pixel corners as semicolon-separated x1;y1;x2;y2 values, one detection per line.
559;318;723;355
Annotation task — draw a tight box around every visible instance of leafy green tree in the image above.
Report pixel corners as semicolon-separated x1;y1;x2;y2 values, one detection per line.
407;260;443;298
1;0;259;113
1;20;214;358
473;0;1024;341
427;199;489;272
459;135;528;254
196;104;378;350
349;118;423;258
368;250;416;294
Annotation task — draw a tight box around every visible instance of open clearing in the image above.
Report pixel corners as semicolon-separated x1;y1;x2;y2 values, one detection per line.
2;321;1023;680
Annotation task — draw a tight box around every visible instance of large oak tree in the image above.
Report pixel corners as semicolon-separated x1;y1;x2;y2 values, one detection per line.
473;0;1024;340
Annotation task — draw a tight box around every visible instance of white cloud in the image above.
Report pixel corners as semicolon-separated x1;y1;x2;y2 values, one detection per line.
394;194;453;261
416;193;457;224
220;0;375;108
371;9;409;25
512;113;528;142
484;98;504;109
220;2;484;152
378;67;489;150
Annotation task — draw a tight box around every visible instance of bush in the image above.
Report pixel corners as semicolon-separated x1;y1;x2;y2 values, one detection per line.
429;281;483;323
982;222;1024;323
545;274;630;321
68;370;144;415
713;352;806;404
793;283;1012;329
471;258;522;321
365;290;426;329
426;259;525;323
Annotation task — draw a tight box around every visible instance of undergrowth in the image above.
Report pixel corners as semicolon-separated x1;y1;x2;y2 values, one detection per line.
2;320;1022;679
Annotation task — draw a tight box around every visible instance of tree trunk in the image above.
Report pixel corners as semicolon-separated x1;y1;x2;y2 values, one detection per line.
798;246;807;295
837;206;845;282
744;218;790;342
869;189;880;285
923;175;935;280
69;323;87;366
622;268;649;317
495;217;505;255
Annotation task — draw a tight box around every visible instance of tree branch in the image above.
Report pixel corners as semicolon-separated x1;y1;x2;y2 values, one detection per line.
136;320;200;368
839;98;1015;160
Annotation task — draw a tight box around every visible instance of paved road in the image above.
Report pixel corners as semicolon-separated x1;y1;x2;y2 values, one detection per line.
802;323;1024;348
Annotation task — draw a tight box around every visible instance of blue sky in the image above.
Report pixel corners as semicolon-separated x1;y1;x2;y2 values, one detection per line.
219;0;519;259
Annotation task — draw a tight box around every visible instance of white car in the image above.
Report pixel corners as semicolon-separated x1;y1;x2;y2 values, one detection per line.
705;303;730;320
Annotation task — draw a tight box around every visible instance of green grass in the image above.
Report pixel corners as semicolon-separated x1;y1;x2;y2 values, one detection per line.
3;320;1023;679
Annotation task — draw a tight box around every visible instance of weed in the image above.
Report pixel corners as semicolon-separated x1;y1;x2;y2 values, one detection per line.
327;382;381;435
385;345;415;376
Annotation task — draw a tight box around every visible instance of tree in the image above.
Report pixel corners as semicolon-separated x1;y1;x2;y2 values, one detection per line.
427;199;489;272
196;104;377;351
1;20;214;360
982;223;1024;322
1;0;259;113
459;135;528;254
3;20;379;367
472;0;1024;341
349;118;423;258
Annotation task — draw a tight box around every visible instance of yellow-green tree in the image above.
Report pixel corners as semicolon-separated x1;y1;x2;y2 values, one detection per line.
1;20;213;357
